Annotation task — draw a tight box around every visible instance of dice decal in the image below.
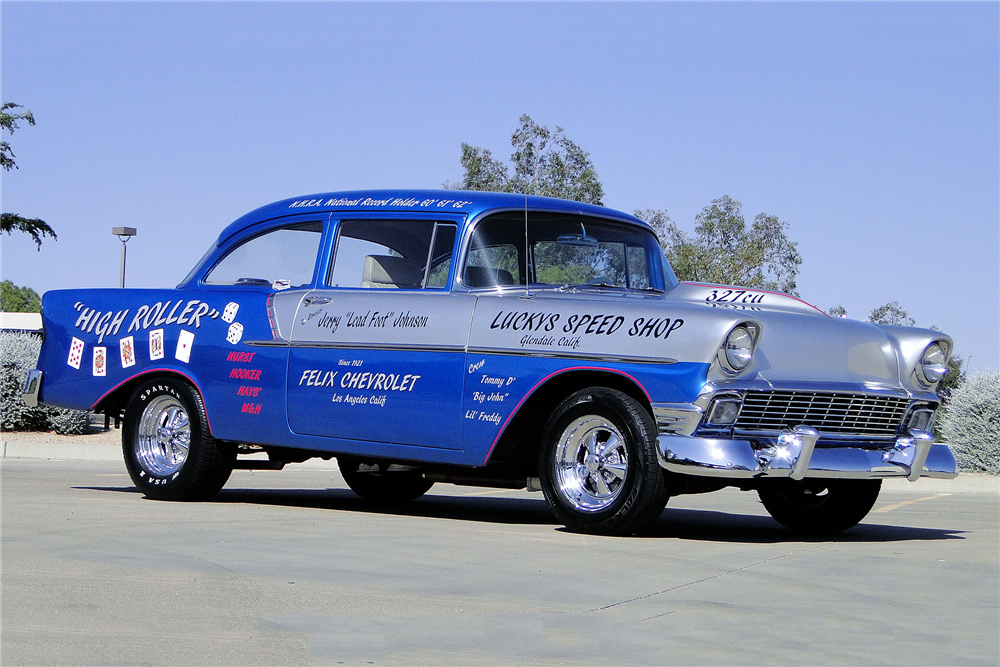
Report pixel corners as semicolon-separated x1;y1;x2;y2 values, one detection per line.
227;322;244;345
222;302;239;324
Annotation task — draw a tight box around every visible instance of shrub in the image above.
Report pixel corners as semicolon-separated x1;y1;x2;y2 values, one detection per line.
940;370;1000;474
0;331;92;435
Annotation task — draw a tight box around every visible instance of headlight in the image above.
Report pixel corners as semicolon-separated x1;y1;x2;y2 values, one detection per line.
920;342;949;384
723;325;755;372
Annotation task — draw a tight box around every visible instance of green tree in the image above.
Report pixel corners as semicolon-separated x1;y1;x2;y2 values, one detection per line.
0;280;41;313
936;355;965;402
867;300;915;326
448;114;604;205
1;102;56;250
828;304;847;317
638;196;801;295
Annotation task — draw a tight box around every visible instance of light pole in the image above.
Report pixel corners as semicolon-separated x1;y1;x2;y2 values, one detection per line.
112;227;137;288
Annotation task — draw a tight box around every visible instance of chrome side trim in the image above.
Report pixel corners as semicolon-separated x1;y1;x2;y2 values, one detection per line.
291;341;466;353
467;346;678;365
21;369;42;408
243;340;467;354
247;341;679;364
657;431;958;481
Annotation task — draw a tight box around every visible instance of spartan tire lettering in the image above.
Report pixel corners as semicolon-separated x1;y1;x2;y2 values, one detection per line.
122;376;235;501
538;387;668;536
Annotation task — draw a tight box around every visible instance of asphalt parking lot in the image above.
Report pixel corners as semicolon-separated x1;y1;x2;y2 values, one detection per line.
2;458;997;666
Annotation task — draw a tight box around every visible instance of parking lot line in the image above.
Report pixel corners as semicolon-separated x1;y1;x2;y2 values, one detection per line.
872;492;951;513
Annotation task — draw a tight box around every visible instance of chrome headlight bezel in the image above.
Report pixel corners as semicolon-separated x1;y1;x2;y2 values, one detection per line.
719;323;759;374
917;341;950;386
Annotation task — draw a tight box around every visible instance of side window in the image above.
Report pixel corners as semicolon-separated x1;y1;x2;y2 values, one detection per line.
425;225;457;288
464;212;664;290
465;245;521;287
204;222;323;287
626;244;649;290
328;220;456;290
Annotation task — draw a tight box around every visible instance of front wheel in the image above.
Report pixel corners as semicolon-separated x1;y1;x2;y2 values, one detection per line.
757;479;882;532
122;377;234;501
538;387;668;536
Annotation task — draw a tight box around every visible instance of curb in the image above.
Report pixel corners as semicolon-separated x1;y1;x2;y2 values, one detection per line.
1;440;340;470
2;440;121;462
3;440;996;493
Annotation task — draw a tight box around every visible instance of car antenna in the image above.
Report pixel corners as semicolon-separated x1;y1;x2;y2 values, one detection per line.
521;193;533;299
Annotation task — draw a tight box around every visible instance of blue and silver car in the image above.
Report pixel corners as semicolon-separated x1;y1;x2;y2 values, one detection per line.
23;189;957;535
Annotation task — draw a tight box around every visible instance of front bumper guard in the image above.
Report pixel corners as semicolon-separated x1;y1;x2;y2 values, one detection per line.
657;426;957;481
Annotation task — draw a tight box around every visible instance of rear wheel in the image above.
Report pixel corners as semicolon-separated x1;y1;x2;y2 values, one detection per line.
122;377;234;501
338;458;434;504
538;387;668;535
757;479;882;532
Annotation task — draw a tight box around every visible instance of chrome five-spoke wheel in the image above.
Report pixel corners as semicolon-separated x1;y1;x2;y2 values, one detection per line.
539;387;668;535
135;395;191;477
553;415;629;512
123;377;234;501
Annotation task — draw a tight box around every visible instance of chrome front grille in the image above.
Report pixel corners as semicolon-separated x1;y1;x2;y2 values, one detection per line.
735;391;911;437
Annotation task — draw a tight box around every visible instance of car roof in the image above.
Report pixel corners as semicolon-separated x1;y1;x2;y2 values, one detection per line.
216;189;649;246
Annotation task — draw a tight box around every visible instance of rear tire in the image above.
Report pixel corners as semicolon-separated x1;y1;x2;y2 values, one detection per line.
338;458;434;504
757;479;882;532
538;387;668;536
122;377;234;501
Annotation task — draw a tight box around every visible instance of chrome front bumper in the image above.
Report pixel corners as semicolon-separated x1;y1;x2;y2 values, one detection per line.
657;427;958;481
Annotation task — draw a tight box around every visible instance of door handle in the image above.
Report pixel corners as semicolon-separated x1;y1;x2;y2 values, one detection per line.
303;296;332;307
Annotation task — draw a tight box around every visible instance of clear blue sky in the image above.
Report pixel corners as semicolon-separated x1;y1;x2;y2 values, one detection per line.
2;2;997;370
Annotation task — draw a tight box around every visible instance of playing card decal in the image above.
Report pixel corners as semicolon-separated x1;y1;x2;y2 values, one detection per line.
175;330;194;363
67;337;85;369
149;329;164;360
119;336;136;368
93;347;107;377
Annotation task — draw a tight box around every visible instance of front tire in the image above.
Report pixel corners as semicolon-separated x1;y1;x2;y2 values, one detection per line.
122;377;234;501
538;387;668;536
757;479;882;532
338;458;434;504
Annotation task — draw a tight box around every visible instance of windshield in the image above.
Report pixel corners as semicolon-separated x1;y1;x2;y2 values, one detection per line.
463;212;675;291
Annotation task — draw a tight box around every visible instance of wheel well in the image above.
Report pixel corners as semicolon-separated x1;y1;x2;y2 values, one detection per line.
92;371;206;427
487;369;652;474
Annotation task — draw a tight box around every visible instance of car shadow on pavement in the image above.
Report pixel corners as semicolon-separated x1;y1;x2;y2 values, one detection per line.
211;487;562;525
76;484;966;541
633;507;967;543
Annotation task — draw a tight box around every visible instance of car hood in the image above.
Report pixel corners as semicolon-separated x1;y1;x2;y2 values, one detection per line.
662;282;947;393
506;282;947;394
